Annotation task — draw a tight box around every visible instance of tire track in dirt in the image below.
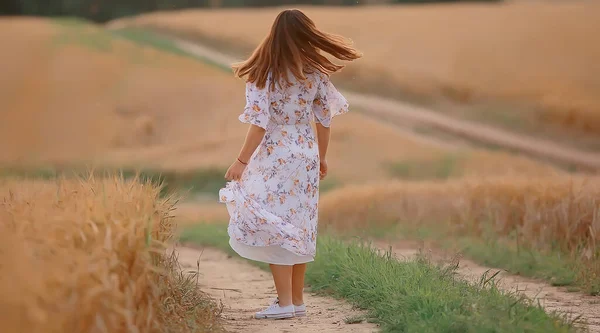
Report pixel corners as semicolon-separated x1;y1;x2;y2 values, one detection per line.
176;246;379;333
160;34;600;171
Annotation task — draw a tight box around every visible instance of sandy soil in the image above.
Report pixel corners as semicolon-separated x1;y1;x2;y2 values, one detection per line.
176;246;379;332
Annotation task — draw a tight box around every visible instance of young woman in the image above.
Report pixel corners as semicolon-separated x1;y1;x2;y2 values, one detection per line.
219;8;361;320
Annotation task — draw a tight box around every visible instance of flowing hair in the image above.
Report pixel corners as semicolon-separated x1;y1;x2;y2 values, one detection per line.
232;9;362;90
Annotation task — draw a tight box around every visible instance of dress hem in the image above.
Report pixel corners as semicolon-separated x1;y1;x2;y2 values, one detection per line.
229;238;314;266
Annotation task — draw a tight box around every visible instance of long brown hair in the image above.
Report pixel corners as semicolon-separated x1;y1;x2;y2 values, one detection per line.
232;9;362;90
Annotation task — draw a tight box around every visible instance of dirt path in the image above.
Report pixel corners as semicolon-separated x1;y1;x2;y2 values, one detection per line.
176;246;378;332
175;234;600;332
172;203;600;332
148;34;600;171
388;242;600;333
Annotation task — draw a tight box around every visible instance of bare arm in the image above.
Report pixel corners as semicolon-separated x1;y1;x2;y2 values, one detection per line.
313;74;348;180
225;124;266;181
315;123;330;161
238;124;266;163
316;123;330;180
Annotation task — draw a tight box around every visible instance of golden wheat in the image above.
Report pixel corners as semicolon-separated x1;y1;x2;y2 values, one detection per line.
0;18;241;166
319;175;600;287
0;175;222;333
0;18;558;185
321;175;600;252
116;2;600;134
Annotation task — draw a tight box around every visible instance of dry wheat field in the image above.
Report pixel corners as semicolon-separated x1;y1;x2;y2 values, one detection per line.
319;175;600;291
113;1;600;146
0;18;243;167
2;14;600;332
0;16;564;226
0;18;557;180
0;175;223;333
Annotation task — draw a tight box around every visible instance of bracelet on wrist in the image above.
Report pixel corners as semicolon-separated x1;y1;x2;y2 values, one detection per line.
237;158;248;165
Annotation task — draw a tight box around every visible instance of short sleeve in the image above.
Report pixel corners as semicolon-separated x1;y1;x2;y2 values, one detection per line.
238;81;270;130
312;74;349;128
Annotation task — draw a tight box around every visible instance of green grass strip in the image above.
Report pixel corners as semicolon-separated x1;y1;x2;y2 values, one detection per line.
111;27;232;71
0;166;226;198
51;18;231;72
351;223;583;292
331;220;593;294
181;223;577;333
378;223;591;294
386;153;466;180
0;165;341;198
454;237;579;288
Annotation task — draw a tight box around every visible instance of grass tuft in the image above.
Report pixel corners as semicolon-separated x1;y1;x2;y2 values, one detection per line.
345;314;367;324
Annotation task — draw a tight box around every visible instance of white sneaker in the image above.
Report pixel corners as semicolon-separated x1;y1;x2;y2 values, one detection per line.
294;304;306;317
255;299;295;320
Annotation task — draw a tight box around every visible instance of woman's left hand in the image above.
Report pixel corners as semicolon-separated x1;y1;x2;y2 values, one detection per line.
225;159;247;181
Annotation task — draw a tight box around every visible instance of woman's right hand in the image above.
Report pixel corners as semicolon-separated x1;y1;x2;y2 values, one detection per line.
319;160;328;180
225;159;247;181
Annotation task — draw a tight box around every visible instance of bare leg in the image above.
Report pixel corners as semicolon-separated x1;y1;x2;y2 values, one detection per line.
270;264;293;306
292;264;307;305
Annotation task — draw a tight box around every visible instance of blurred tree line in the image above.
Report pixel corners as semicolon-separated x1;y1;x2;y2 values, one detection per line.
0;0;499;23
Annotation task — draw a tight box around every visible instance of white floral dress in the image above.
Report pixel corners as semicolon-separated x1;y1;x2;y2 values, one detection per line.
219;71;348;265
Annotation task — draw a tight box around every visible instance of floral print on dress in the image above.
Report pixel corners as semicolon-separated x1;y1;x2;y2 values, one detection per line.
220;71;349;259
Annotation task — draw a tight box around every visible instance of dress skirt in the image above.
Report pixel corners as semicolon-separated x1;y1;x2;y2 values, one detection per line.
219;123;320;266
